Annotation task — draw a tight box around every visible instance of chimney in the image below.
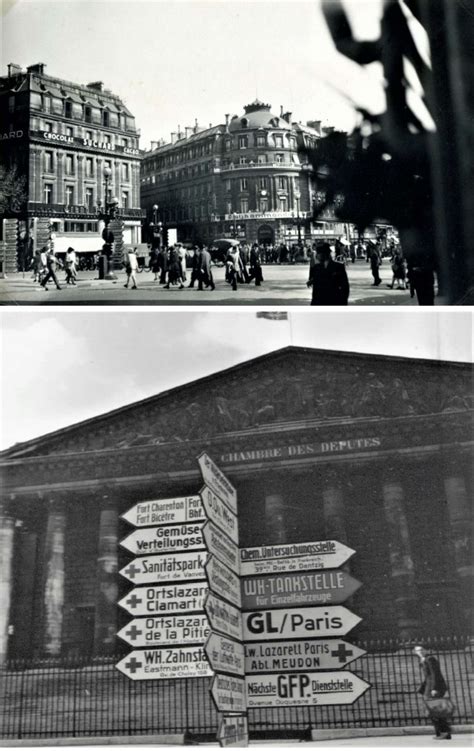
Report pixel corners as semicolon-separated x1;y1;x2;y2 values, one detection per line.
87;81;104;91
150;140;158;150
194;118;199;133
177;125;182;139
185;126;193;138
27;63;46;75
170;132;177;144
306;119;321;134
283;111;292;123
322;125;335;135
225;114;230;128
8;63;22;77
280;105;284;117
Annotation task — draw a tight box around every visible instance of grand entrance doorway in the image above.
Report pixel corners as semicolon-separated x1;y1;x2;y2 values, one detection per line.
257;224;274;244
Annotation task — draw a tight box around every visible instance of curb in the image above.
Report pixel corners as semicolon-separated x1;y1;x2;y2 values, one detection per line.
0;735;184;747
311;724;473;741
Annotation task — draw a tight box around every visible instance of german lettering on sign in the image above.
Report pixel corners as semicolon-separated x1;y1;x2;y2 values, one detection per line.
120;523;205;556
117;614;210;647
203;522;240;574
121;496;204;527
118;582;208;616
244;639;366;673
198;452;237;515
200;485;239;544
116;646;212;680
242;606;361;641
240;540;355;576
245;670;370;708
205;593;243;642
205;633;245;677
217;714;248;747
211;673;247;713
206;555;242;609
119;551;208;585
241;570;361;610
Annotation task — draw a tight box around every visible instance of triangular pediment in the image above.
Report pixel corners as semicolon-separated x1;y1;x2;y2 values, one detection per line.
2;347;471;459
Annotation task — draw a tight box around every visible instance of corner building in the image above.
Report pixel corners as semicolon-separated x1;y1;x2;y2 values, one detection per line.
0;347;472;661
0;63;144;270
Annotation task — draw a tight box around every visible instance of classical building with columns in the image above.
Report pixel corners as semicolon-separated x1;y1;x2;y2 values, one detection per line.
0;62;144;271
0;346;472;662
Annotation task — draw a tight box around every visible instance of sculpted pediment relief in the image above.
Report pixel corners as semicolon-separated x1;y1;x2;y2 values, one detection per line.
5;350;472;457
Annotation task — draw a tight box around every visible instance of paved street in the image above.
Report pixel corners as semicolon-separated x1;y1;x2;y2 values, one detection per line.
0;261;423;305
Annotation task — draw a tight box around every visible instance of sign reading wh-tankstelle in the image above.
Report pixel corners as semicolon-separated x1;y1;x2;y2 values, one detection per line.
240;540;355;576
241;570;361;610
245;670;370;708
244;639;366;673
119;551;208;585
116;646;213;680
121;495;205;527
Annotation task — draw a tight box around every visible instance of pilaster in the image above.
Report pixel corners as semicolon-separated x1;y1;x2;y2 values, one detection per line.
0;499;15;663
93;497;119;655
42;498;66;655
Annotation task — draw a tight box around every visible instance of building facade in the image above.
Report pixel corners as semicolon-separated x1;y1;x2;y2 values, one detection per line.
0;347;472;662
0;63;145;270
141;100;350;247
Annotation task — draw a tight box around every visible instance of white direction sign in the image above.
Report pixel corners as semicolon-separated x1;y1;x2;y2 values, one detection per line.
244;639;366;674
218;715;248;748
198;452;237;515
246;670;370;708
205;593;243;642
242;606;361;641
201;485;239;544
116;647;212;680
205;633;245;677
203;522;239;575
121;495;204;527
211;673;246;713
119;551;208;585
240;540;355;576
117;615;210;647
118;582;208;616
206;555;242;609
120;523;205;556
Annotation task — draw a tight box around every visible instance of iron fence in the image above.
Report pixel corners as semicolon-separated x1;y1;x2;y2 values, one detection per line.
0;635;472;740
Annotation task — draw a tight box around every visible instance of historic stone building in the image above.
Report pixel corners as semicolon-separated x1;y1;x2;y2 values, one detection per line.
141;100;350;247
0;62;144;270
0;346;472;662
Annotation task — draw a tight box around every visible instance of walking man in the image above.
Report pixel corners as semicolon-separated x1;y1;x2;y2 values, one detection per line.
307;243;349;305
123;246;139;289
40;248;62;291
413;645;453;740
369;241;382;286
198;245;215;290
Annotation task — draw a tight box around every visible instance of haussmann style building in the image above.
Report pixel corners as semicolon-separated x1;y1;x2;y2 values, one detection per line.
0;346;472;663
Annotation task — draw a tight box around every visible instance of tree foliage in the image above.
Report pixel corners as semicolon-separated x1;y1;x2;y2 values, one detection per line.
0;164;27;215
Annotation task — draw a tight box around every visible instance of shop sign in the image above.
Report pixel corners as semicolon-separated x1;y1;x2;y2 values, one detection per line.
198;452;237;515
244;639;366;673
1;130;24;140
245;670;370;708
43;131;73;144
241;570;361;610
203;522;240;574
118;582;208;616
220;437;381;465
217;714;248;747
205;633;245;676
206;555;241;609
211;673;246;713
121;495;204;527
83;137;116;151
200;485;239;544
117;614;210;647
119;550;208;585
205;593;243;642
242;605;361;641
119;522;205;556
240;540;355;577
115;646;212;681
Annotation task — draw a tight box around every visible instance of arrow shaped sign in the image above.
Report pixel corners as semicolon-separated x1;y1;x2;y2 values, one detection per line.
121;496;205;527
118;582;208;616
206;555;242;609
117;614;210;647
217;714;248;748
205;632;245;677
205;592;243;642
246;670;370;708
211;673;246;713
119;550;208;585
115;647;213;681
200;485;239;544
240;569;361;610
242;606;361;641
244;639;366;673
203;522;239;575
120;523;206;556
240;540;355;576
197;452;237;515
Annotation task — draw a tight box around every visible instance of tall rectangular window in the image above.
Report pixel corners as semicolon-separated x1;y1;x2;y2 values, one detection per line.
278;177;286;190
274;135;283;148
85;106;92;123
43;95;51;112
240;198;248;213
240;178;248;191
259;177;267;189
225;179;231;192
239;135;248;149
257;155;266;164
45;151;54;172
66;126;74;138
85;187;94;210
122;190;129;208
275;154;284;164
65;154;74;175
122;163;129;181
257;135;266;147
44;183;53;204
44;122;53;133
65;101;72;118
65;185;74;205
86;157;94;177
8;96;15;113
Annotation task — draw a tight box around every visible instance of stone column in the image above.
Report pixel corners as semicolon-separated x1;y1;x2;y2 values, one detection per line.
444;473;473;625
94;499;119;655
265;494;286;544
382;481;420;637
0;500;15;663
34;149;42;200
77;155;84;206
42;499;66;656
56;152;64;204
322;480;350;571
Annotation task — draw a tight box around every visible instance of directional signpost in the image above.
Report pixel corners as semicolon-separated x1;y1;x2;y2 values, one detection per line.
118;582;208;616
205;633;245;677
211;674;247;713
120;522;206;556
240;540;355;576
119;550;208;585
118;614;210;648
198;452;237;515
244;639;366;673
245;670;370;708
200;485;239;544
218;714;248;747
116;646;213;680
203;521;240;574
241;569;361;610
121;495;205;527
242;605;361;641
206;555;242;609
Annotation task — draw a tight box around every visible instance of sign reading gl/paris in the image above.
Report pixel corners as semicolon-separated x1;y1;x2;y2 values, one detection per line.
243;606;361;641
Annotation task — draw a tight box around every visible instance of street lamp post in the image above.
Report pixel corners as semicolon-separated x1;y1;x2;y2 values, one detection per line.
294;188;302;247
97;166;119;280
149;204;163;249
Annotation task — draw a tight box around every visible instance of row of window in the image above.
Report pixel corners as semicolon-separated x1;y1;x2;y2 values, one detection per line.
232;134;297;150
226;176;295;192
154;194;294;221
39;120;137;149
42;183;130;208
29;92;136;132
142;153;299;185
43;151;131;180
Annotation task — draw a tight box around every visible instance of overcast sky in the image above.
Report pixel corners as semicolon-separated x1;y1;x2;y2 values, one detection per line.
2;0;430;149
0;309;471;450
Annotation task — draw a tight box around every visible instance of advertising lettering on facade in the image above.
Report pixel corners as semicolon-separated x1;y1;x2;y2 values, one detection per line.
220;437;381;465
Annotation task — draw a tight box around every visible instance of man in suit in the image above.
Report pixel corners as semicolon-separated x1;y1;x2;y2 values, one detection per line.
413;645;452;739
198;245;215;291
307;243;349;305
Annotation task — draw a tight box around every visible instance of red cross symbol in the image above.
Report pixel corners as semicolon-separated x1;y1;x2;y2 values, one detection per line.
125;656;143;674
126;593;142;609
125;624;143;641
331;642;353;664
124;563;142;580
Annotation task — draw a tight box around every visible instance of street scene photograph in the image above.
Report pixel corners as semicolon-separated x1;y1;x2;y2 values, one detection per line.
0;308;472;747
0;0;472;305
